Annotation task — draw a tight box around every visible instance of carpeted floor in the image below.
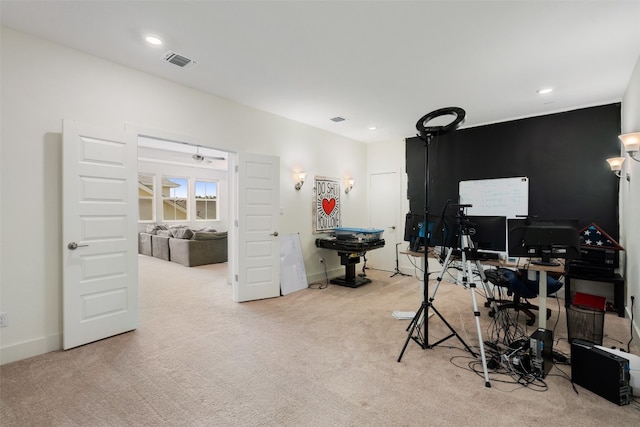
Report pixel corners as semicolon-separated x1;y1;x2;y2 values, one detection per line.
1;255;639;426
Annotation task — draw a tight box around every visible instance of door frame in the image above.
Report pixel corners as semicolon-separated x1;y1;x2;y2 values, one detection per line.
129;125;281;301
129;125;237;288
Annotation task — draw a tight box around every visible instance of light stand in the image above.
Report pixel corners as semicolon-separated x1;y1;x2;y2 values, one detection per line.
397;131;435;357
390;243;411;277
397;107;468;361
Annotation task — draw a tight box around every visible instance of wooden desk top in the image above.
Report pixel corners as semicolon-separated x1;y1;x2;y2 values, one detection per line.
400;248;567;274
400;248;441;259
482;258;567;273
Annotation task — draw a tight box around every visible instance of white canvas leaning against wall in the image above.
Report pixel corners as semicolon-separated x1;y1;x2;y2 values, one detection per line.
280;233;308;295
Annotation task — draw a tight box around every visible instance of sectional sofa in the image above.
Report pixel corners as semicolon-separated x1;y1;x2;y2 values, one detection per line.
138;225;228;267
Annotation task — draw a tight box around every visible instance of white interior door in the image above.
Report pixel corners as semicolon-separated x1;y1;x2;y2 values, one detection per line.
62;120;138;349
368;172;400;272
233;152;280;302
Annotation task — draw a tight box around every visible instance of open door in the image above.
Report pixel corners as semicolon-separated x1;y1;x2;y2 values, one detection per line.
233;152;280;302
62;120;138;349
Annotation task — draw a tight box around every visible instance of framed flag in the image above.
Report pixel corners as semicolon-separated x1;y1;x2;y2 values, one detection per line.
313;176;341;233
580;223;623;250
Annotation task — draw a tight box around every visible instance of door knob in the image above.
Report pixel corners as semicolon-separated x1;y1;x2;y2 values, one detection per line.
270;231;279;237
389;226;396;230
67;242;89;250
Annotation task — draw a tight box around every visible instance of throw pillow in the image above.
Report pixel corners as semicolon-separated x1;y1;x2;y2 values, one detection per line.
172;228;194;240
146;224;168;234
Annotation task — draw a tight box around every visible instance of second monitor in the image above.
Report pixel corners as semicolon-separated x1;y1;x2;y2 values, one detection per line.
432;214;507;252
507;218;581;266
406;212;507;252
465;215;507;252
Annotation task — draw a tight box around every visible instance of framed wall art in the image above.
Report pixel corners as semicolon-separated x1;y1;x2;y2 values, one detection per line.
313;176;341;233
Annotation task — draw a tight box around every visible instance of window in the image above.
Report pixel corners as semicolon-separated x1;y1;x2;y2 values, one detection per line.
138;174;155;221
195;180;218;220
162;177;188;221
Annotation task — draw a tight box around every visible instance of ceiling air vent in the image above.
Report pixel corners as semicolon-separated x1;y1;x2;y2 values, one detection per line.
330;116;346;122
163;51;196;68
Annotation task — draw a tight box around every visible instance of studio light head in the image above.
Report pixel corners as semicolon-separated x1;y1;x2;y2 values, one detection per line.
416;107;466;141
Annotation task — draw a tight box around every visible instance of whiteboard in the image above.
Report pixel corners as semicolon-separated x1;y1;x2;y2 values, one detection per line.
459;177;528;218
279;233;309;295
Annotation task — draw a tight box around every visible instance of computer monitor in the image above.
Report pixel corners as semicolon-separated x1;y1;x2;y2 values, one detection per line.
403;212;436;251
466;215;507;252
404;213;421;242
426;211;455;249
406;211;506;252
507;218;581;266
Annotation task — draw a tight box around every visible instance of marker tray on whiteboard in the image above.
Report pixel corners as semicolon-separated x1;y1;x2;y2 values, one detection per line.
334;227;384;241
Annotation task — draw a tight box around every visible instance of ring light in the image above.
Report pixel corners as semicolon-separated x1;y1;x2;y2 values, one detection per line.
416;107;466;140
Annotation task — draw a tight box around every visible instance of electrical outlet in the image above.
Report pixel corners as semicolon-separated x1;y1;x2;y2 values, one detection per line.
0;312;8;328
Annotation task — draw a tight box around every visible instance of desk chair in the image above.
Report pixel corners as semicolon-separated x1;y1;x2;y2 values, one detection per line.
485;268;563;326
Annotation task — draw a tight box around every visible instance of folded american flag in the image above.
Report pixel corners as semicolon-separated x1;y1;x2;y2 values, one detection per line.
580;223;623;250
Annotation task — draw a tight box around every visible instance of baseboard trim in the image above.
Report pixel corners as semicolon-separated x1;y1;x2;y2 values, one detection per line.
0;333;61;365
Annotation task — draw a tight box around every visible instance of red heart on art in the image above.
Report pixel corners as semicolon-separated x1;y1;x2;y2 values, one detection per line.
322;198;336;215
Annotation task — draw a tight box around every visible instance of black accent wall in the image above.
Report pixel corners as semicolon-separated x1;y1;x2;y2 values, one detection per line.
406;103;621;239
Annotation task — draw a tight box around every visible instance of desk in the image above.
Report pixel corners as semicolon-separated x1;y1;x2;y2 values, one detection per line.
399;248;440;260
403;252;567;329
483;259;566;330
315;237;385;287
529;263;565;330
400;250;424;258
564;273;625;317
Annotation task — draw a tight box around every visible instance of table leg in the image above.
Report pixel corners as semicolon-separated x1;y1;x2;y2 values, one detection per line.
539;270;547;330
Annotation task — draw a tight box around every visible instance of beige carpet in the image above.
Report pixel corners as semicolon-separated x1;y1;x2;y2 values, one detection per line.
1;255;639;426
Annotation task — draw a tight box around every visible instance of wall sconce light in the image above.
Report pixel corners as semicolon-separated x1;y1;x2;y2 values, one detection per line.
345;179;355;194
619;132;640;162
606;157;630;181
295;172;306;190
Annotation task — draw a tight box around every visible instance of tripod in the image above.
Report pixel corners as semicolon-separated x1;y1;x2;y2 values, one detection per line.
397;205;497;388
391;243;411;277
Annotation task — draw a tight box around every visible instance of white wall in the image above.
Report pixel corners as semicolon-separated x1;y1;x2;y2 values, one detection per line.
0;27;371;363
621;54;640;338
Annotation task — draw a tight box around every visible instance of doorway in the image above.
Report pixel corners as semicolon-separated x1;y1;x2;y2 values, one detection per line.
136;133;282;302
136;134;232;288
63;121;281;350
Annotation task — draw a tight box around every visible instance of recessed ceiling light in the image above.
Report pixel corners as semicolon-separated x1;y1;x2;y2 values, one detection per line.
368;126;377;131
144;34;164;47
537;88;553;94
330;116;346;123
